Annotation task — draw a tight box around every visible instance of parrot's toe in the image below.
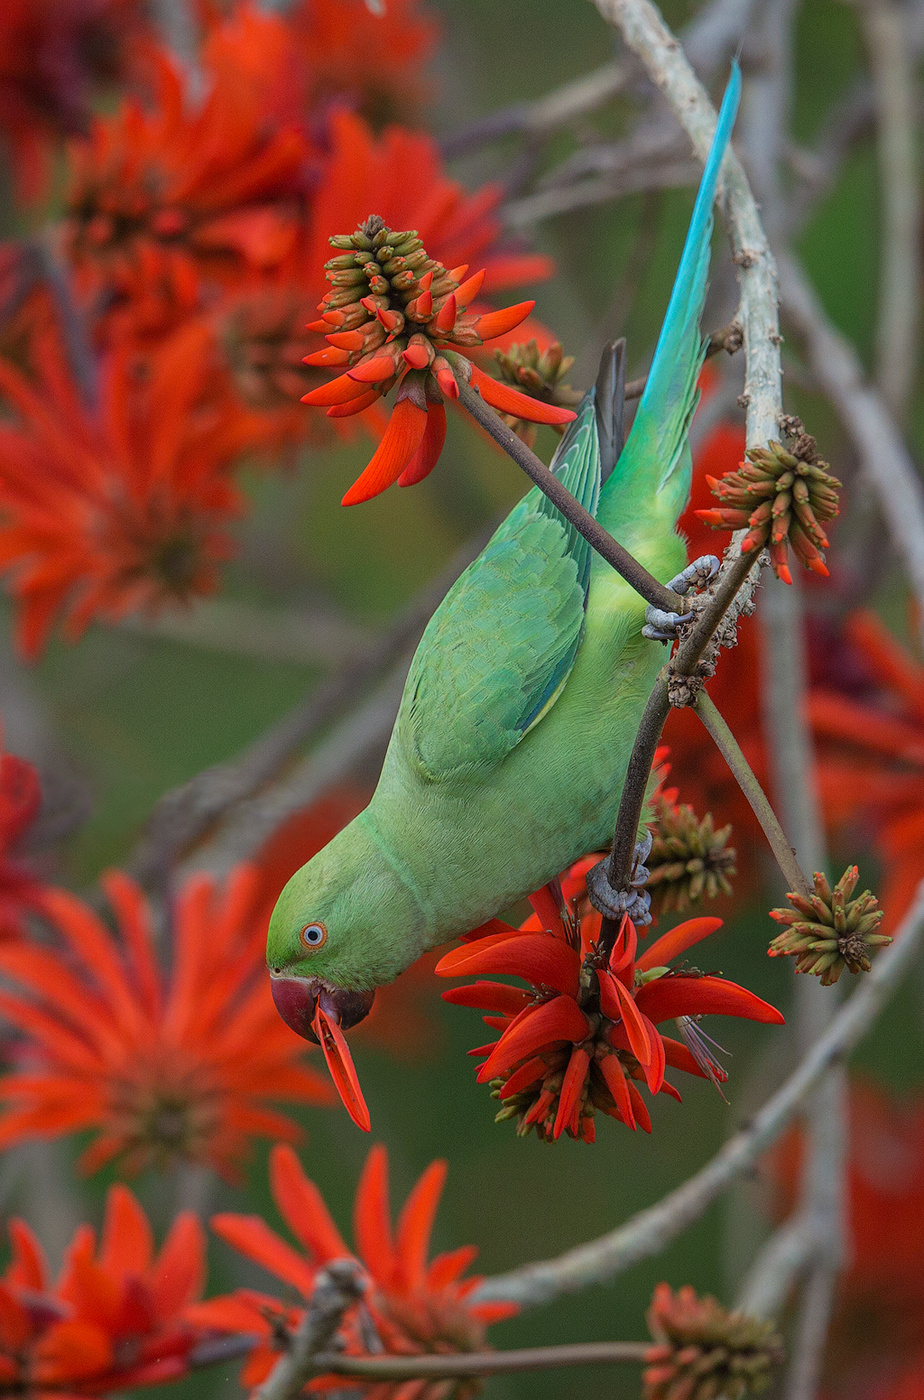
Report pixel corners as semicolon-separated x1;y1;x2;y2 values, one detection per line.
586;833;653;926
666;554;721;596
642;608;691;642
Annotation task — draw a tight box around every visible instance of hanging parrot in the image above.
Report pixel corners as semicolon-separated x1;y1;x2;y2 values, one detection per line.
269;68;742;1084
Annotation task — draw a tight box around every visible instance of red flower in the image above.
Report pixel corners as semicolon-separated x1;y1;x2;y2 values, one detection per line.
772;1079;924;1384
63;41;311;331
437;879;783;1142
193;1142;517;1394
0;1182;205;1395
0;729;45;941
302;215;573;503
809;610;924;933
0;0;148;202
287;0;439;125
0;864;333;1177
0;325;267;658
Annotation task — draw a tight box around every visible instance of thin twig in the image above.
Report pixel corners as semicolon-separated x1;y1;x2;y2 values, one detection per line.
312;1341;650;1380
440;62;628;158
474;876;924;1308
253;1261;364;1400
458;381;681;612
694;692;810;896
784;1261;839;1400
736;1216;820;1319
861;0;922;422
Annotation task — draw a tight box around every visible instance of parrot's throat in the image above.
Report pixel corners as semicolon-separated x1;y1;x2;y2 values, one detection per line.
357;808;431;961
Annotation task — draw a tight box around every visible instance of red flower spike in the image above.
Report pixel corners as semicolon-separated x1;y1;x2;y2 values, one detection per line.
341;397;428;506
441;857;783;1142
312;1005;371;1132
304;215;565;503
197;1142;515;1388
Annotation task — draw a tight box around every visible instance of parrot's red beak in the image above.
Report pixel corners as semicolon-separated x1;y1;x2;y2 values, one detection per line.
270;977;374;1132
270;977;376;1042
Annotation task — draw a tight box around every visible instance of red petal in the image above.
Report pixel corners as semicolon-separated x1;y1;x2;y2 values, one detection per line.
270;1145;349;1263
552;1046;590;1140
454;269;486;306
354;1144;395;1283
302;374;374;406
635;975;785;1025
303;346;351;367
627;1081;652;1133
327;389;380;418
440;981;531;1016
526;882;567;940
637;918;724;973
598;972;652;1066
348;354;399;383
468;363;577;424
500;1057;548;1097
395;1159;446;1291
341;399;428;506
436;933;580;997
398;402;447;487
431;294;457;336
597;1053;635;1130
312;1006;371;1131
476;996;588;1082
470;301;534;340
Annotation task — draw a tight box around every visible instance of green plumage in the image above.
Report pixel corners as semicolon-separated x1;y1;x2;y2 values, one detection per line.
268;68;741;994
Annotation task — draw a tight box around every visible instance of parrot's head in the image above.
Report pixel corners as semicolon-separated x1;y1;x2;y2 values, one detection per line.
266;813;428;1045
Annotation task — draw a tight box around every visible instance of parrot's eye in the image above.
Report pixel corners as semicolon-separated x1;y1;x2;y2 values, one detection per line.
300;922;328;949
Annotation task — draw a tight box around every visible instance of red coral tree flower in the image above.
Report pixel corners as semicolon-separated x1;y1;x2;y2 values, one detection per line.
193;1143;517;1392
0;729;45;941
437;880;783;1142
0;865;333;1177
809;609;924;934
63;41;311;329
0;1182;206;1394
0;325;268;658
301;213;572;504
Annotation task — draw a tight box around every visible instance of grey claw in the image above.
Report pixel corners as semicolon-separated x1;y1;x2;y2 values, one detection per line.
666;554;721;596
585;834;653;927
643;605;693;644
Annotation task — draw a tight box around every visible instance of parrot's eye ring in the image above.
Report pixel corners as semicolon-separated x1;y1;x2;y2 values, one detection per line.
300;922;328;949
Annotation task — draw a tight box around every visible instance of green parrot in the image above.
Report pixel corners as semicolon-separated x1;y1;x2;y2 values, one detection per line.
269;67;741;1050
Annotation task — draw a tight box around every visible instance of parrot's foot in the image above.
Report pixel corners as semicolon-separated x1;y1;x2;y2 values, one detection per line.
586;832;653;927
642;555;721;643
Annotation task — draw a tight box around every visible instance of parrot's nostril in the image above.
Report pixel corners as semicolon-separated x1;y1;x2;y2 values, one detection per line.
271;976;320;1043
318;986;376;1031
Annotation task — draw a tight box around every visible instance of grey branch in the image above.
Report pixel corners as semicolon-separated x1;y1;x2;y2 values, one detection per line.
862;0;923;422
253;1260;365;1400
778;248;924;636
475;877;924;1309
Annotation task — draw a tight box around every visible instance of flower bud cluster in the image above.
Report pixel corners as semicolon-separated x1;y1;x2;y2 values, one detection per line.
647;795;736;915
696;434;841;584
768;865;891;984
644;1283;783;1400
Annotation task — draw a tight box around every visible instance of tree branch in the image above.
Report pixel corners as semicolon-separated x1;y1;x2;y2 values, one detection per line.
312;1340;650;1380
253;1260;364;1400
694;692;811;896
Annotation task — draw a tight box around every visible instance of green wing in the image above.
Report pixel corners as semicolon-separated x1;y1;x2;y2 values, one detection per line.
400;396;600;781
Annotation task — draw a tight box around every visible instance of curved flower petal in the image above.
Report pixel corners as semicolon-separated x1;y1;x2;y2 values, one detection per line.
636;917;724;973
467;362;577;425
341;398;428;506
440;982;531;1016
552;1046;590;1140
476;996;589;1083
597;971;653;1067
636;974;785;1025
270;1145;349;1264
397;402;446;487
436;933;580;997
